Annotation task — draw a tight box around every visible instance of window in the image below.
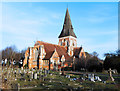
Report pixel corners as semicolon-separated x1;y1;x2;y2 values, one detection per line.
30;48;32;56
61;41;62;46
73;43;74;46
67;41;69;46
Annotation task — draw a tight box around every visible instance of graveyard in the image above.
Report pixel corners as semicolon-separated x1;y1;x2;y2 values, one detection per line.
1;67;120;90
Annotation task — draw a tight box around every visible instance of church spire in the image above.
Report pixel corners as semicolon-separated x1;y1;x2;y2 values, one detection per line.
58;8;77;38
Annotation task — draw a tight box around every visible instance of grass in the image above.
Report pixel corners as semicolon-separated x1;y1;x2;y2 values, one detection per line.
2;68;120;90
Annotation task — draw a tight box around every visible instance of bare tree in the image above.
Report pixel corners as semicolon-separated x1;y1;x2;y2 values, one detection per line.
2;45;17;60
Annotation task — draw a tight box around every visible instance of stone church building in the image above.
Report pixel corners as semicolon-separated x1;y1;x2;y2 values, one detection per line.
23;8;86;70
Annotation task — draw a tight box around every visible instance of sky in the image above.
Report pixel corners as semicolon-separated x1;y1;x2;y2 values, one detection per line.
1;2;118;59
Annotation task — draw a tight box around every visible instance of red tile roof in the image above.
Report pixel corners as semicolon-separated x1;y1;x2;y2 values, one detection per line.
35;41;72;62
43;51;54;60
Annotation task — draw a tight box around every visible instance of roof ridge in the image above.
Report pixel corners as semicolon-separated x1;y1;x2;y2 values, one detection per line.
37;41;65;48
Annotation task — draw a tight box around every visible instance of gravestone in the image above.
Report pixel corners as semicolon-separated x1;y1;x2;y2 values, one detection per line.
14;70;17;77
31;72;34;79
46;70;49;74
59;68;62;74
24;69;26;74
88;74;91;80
108;68;115;81
18;69;20;74
95;76;102;81
44;69;47;75
91;74;95;82
37;71;39;75
4;58;7;66
34;73;37;79
21;67;23;70
40;68;42;72
66;75;70;78
20;70;22;74
88;74;95;82
38;74;41;80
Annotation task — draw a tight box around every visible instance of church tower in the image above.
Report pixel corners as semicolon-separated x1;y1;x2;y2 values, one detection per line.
58;8;77;56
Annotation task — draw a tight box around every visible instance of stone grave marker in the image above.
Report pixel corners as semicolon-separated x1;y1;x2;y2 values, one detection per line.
14;70;17;77
68;75;70;78
44;69;46;74
18;69;20;74
46;70;49;74
108;68;115;81
59;68;62;74
31;71;34;79
34;73;37;79
40;68;42;72
95;76;102;81
21;67;23;70
24;69;26;74
88;74;91;80
91;74;95;82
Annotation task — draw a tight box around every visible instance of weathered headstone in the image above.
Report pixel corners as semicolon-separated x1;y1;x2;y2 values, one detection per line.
14;70;17;77
95;76;102;81
37;71;39;74
88;74;95;82
88;74;91;80
91;74;95;82
34;73;37;79
66;75;70;78
46;70;49;74
59;68;62;74
24;69;26;74
40;68;42;72
21;67;23;70
108;68;115;81
31;71;34;79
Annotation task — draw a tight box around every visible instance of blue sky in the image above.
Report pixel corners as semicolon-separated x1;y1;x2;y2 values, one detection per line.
1;2;118;59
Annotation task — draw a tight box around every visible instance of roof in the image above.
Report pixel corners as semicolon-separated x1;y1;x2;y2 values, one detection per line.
58;8;77;38
43;51;54;60
73;47;82;58
35;41;72;61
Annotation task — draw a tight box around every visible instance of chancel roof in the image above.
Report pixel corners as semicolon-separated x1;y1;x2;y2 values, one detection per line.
35;41;72;61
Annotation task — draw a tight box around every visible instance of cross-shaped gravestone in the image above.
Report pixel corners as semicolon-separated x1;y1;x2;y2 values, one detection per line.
108;68;115;81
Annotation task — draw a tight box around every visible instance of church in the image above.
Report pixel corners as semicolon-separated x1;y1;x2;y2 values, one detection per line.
23;8;86;70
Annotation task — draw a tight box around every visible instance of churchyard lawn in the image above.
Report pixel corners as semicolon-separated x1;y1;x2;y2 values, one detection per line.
1;68;120;90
